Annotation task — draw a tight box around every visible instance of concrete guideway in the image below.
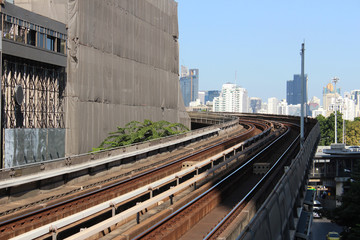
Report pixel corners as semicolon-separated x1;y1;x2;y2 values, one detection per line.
0;128;222;190
1;113;319;240
237;120;320;240
10;122;270;240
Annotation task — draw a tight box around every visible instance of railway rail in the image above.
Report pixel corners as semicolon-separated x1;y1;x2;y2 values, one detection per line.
126;122;297;240
0;119;272;239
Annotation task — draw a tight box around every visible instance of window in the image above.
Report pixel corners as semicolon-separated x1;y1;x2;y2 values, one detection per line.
46;35;55;51
3;21;15;40
37;32;44;48
27;29;36;46
2;14;67;54
56;38;66;54
15;26;26;43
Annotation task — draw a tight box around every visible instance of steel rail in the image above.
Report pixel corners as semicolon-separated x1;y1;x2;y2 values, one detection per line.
204;126;299;239
1;120;267;239
9;121;268;240
131;124;288;240
0;123;249;225
0;129;222;189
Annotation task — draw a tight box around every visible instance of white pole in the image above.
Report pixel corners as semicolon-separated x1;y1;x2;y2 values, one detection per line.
300;43;305;147
0;29;2;168
343;118;345;144
333;77;339;144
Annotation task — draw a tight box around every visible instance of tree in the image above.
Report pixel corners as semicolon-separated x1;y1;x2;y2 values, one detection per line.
332;162;360;239
316;112;343;146
345;120;360;146
92;119;189;152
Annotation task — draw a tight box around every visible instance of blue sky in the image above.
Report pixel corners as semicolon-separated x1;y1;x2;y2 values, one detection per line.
177;1;360;103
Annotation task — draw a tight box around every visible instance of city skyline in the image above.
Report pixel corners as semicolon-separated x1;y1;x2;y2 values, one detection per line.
178;1;360;102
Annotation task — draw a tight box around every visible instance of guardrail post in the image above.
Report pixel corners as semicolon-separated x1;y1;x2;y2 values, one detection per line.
170;194;174;205
136;212;140;224
110;202;116;217
49;226;57;240
149;187;153;198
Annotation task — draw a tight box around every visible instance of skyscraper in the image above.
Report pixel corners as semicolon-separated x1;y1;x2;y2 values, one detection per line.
351;90;360;117
181;65;189;77
198;91;206;105
267;97;279;114
180;69;199;107
213;83;248;113
250;97;262;113
323;82;340;117
206;90;221;103
286;74;307;105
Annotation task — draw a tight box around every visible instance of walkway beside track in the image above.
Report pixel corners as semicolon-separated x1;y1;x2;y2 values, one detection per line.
0;128;222;189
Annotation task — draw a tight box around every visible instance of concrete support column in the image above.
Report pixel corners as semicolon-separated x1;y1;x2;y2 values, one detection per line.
283;222;291;240
335;179;345;207
336;159;339;176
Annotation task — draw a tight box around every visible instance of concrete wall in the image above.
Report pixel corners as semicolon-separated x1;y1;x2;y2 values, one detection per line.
233;123;320;240
15;0;190;155
4;129;65;168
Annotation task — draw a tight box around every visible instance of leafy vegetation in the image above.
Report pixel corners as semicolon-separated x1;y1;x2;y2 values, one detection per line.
316;113;360;146
317;114;360;239
332;162;360;240
92;119;189;152
345;117;360;146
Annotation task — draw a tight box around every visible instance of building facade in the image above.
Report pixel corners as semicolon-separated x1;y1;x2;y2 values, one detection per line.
250;97;262;113
1;2;67;167
15;0;190;156
206;90;220;103
267;97;279;114
213;83;248;113
180;68;199;107
323;82;341;117
278;99;289;115
351;90;360;117
287;74;307;105
198;91;205;105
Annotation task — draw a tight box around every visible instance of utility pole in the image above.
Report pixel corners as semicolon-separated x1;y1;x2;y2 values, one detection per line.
343;118;345;144
332;77;339;144
300;43;305;148
0;29;2;168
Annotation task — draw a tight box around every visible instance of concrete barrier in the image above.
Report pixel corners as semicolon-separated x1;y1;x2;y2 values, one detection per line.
222;122;320;240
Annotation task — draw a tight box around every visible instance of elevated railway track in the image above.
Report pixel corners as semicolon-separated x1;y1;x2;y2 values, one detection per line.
0;116;268;239
0;113;319;240
125;122;297;240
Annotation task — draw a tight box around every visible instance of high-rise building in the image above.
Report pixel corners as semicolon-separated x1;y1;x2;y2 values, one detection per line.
308;96;320;116
206;90;221;103
351;90;360;117
198;91;206;105
278;99;289;115
181;65;189;77
323;82;341;117
213;83;248;113
288;104;301;116
267;97;279;114
250;97;262;113
312;107;326;118
341;94;355;121
286;74;308;105
180;69;199;107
